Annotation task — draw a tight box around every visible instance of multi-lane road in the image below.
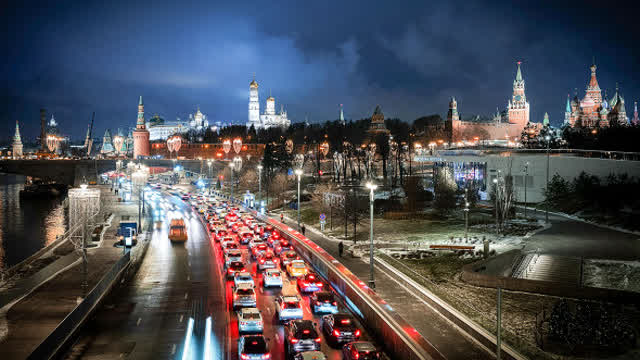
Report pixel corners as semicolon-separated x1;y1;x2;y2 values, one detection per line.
66;189;381;359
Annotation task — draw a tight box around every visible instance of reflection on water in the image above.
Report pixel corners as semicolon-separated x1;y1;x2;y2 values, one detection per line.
0;174;67;270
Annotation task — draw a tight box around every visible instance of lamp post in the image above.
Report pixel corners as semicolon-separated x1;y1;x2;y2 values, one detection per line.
207;159;213;195
132;170;147;233
366;182;377;289
229;161;235;202
545;135;551;223
523;161;529;219
295;168;303;228
257;164;263;207
464;188;469;241
493;177;499;236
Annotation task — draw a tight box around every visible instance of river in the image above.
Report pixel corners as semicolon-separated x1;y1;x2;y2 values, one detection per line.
0;174;67;270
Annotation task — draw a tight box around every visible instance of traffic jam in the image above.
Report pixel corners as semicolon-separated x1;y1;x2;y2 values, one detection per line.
179;191;385;360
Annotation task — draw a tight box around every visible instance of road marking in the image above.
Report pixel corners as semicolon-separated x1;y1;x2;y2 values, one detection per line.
179;314;184;323
184;292;189;300
136;317;142;326
171;344;176;355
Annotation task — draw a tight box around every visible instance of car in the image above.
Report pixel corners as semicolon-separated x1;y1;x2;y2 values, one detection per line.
222;241;240;255
280;251;300;268
284;320;322;356
225;249;243;267
227;261;246;279
240;231;255;245
234;271;255;288
286;260;308;278
237;307;263;334
262;268;283;288
293;351;327;360
252;244;269;259
214;228;228;242
342;341;382;360
257;252;278;271
297;272;324;293
266;232;282;247
263;225;274;236
310;291;339;314
232;283;257;309
238;335;271;360
225;213;239;223
275;241;294;255
322;314;361;346
249;238;266;250
275;295;304;322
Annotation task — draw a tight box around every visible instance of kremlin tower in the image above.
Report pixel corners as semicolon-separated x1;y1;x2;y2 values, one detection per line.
133;96;150;159
507;61;530;128
12;121;23;159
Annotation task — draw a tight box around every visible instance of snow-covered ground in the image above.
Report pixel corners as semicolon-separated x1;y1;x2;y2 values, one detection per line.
583;259;640;293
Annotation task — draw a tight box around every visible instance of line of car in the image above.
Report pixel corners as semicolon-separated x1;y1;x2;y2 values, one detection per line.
179;191;383;360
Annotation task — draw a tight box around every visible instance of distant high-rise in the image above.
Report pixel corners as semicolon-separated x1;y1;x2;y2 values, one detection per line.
12;121;23;159
133;96;150;159
633;101;639;125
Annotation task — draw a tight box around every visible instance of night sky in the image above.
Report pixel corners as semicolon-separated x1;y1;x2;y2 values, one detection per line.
2;0;639;141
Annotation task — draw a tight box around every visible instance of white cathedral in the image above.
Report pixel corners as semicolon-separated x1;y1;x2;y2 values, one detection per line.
247;78;291;130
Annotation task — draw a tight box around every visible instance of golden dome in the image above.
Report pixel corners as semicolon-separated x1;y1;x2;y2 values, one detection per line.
267;96;275;101
250;79;258;88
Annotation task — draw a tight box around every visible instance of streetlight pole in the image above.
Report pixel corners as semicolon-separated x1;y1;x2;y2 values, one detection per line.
523;161;529;219
229;162;235;202
464;188;469;241
493;177;499;236
366;182;377;289
295;169;303;228
257;164;263;207
545;136;550;223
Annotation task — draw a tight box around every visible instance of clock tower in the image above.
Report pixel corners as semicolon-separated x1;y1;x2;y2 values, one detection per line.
507;61;530;129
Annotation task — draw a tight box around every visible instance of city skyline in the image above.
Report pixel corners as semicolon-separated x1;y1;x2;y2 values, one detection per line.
2;0;639;140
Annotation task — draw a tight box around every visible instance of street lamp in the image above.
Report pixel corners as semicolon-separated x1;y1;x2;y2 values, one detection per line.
132;169;147;233
295;168;303;228
229;161;235;202
493;177;499;235
366;182;377;289
257;164;263;207
464;188;470;240
545;135;551;223
523;161;529;219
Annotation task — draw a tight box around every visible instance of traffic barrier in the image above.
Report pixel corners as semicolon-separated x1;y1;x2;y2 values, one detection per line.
253;212;443;360
27;252;131;360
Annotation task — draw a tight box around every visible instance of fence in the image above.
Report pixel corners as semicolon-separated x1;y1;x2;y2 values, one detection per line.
27;251;131;360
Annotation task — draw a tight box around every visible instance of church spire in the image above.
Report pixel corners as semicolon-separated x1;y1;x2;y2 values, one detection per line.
14;120;22;142
137;95;145;127
633;101;639;125
12;121;23;159
565;94;571;113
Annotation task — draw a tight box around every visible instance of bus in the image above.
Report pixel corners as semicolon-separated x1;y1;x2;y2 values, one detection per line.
169;219;188;242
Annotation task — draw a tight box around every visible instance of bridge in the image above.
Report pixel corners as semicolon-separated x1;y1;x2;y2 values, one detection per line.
0;159;245;186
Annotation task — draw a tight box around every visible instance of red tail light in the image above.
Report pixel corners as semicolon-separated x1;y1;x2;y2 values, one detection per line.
262;355;271;359
303;330;310;334
316;301;321;306
290;338;298;344
314;337;322;343
259;259;265;264
317;283;323;287
333;329;340;337
332;301;338;306
355;329;361;337
241;354;250;360
340;319;350;324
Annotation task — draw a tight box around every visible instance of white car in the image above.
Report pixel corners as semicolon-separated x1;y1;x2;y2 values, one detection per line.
249;238;266;250
262;269;283;288
224;249;243;267
275;295;303;322
237;307;263;334
234;271;255;288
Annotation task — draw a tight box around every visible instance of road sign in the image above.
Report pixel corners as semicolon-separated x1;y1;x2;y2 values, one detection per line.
319;213;326;221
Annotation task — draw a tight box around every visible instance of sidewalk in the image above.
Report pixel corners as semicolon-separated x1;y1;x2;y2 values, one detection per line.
0;186;143;358
273;212;493;360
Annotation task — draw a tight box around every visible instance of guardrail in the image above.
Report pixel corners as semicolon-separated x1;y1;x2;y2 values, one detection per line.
27;251;131;360
251;211;442;360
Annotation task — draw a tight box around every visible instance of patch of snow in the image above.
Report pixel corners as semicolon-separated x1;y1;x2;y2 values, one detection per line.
583;259;640;293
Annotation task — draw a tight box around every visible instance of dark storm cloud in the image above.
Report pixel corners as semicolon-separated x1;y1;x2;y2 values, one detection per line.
1;0;638;140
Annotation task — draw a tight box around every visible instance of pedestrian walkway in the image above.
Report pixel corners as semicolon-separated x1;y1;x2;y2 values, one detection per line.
273;212;493;360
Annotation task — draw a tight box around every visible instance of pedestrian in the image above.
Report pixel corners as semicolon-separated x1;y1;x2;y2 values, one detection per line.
338;241;344;258
280;213;284;223
301;224;306;236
